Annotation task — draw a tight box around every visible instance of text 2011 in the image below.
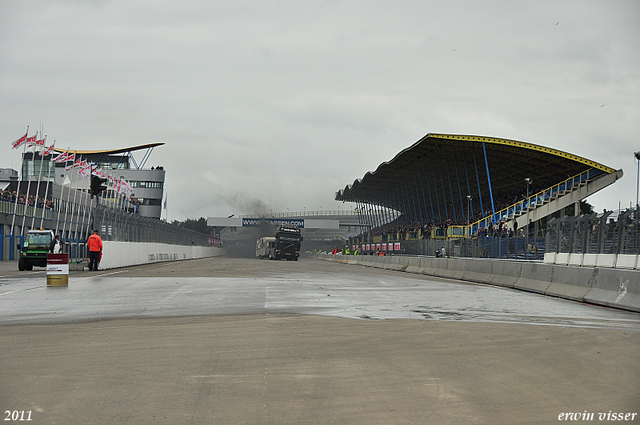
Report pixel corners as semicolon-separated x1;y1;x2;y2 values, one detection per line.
4;411;32;421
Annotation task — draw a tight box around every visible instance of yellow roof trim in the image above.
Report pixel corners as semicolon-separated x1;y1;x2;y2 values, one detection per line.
53;142;164;156
429;134;616;173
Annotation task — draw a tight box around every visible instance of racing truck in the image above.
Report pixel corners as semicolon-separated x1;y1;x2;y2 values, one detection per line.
256;226;303;261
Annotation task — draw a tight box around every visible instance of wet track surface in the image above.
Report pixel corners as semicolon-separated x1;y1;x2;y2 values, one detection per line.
1;256;639;330
1;256;639;425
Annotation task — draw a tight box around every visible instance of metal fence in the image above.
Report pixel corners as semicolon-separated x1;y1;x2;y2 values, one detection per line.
92;204;212;246
400;232;545;260
546;208;639;255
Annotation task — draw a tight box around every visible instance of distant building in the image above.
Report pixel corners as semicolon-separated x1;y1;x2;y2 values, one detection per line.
20;143;165;219
0;168;19;190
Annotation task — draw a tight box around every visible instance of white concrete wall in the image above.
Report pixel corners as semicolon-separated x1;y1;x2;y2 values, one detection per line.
318;253;640;313
544;253;640;270
99;241;225;269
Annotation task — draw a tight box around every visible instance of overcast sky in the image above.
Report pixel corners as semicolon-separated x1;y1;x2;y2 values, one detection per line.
1;1;639;221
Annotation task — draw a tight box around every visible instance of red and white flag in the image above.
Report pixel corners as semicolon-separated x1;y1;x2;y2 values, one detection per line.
52;150;71;163
79;165;92;177
24;134;38;149
11;129;29;149
38;144;55;157
25;134;38;147
65;154;77;171
29;137;46;148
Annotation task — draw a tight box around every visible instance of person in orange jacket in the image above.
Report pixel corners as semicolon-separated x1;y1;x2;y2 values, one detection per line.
87;229;103;271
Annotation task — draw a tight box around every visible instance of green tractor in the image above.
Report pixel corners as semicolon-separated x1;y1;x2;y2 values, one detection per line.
18;229;55;271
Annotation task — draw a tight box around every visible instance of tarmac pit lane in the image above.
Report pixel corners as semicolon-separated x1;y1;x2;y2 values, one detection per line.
1;269;639;330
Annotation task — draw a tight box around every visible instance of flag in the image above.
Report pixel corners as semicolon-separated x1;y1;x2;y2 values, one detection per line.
163;195;167;210
11;129;29;149
39;144;55;157
29;137;46;148
25;134;38;147
52;150;70;163
79;165;92;177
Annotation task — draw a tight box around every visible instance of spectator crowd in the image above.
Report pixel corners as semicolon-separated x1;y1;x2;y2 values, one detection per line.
0;188;55;210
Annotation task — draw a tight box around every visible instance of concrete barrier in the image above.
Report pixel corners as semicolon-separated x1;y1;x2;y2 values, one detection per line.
444;258;467;280
615;254;638;270
389;256;406;271
515;262;552;294
461;258;494;284
405;257;423;274
568;253;583;267
544;253;640;270
546;266;595;301
582;254;598;268
596;254;616;268
488;261;522;288
314;253;640;313
427;258;449;278
555;253;570;265
436;258;456;279
99;241;224;270
584;268;640;313
417;257;435;275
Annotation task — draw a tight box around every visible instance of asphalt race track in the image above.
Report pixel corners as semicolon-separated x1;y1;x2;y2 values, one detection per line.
1;256;639;425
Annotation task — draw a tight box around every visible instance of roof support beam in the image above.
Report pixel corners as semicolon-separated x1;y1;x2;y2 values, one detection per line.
462;151;474;221
438;164;449;222
482;142;497;222
472;147;485;219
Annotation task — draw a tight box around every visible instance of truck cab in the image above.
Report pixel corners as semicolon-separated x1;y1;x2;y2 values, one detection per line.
18;229;55;271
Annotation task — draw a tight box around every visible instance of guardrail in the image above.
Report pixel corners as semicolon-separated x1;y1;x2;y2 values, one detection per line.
244;209;358;218
469;168;602;234
0;198;54;220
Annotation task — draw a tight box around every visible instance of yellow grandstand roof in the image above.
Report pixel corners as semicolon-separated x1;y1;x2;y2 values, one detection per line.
336;133;617;219
53;142;164;156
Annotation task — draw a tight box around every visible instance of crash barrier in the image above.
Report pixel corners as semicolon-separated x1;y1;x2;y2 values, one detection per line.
85;241;225;270
544;252;640;270
318;254;640;313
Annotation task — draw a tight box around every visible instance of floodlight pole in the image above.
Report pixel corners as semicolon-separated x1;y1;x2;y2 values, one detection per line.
635;152;640;209
525;178;532;260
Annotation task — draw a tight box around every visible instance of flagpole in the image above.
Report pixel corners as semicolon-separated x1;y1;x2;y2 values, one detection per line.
19;139;38;234
61;148;75;243
39;139;53;229
10;126;29;239
79;157;92;244
77;159;97;251
72;156;85;256
54;142;64;235
31;133;46;230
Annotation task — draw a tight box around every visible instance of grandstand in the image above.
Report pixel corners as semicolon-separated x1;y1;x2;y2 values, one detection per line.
336;133;623;242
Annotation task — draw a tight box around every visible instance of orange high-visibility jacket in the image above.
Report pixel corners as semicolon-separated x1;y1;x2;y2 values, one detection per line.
88;234;103;252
